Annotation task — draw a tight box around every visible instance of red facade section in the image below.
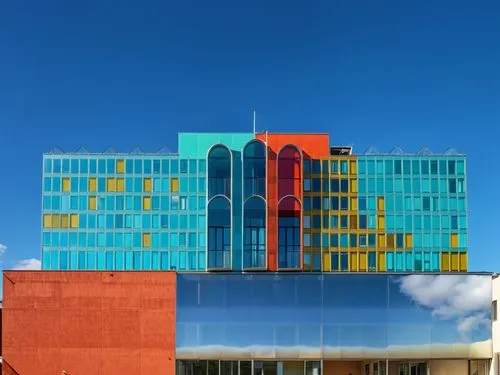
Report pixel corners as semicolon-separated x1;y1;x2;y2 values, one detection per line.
2;271;176;375
256;133;330;271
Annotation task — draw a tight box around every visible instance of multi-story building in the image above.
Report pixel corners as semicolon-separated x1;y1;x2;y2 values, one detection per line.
4;131;492;375
41;132;467;273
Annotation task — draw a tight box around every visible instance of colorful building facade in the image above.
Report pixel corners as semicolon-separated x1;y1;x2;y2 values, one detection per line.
41;132;467;273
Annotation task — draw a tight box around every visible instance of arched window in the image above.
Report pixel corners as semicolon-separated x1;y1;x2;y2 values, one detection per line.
243;197;266;269
243;140;266;199
207;196;231;269
278;196;301;269
208;145;231;199
278;145;301;199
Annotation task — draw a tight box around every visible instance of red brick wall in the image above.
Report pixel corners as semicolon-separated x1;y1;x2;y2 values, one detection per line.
2;271;176;375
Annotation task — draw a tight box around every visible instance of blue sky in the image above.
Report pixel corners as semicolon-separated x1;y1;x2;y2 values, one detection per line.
0;0;499;272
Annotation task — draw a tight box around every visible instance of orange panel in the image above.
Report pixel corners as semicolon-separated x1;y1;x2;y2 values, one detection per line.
256;132;330;271
2;271;176;375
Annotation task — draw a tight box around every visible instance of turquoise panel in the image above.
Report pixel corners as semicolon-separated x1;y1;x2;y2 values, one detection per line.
178;133;254;158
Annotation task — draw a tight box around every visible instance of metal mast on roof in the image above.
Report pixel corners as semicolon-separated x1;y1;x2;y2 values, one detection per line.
253;108;256;134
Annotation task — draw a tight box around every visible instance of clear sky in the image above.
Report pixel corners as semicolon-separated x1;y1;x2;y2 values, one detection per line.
0;0;499;273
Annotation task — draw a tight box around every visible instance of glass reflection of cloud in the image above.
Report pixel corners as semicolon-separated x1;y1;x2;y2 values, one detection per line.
176;274;492;359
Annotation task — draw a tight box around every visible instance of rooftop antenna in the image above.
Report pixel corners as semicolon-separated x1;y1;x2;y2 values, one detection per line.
252;108;256;134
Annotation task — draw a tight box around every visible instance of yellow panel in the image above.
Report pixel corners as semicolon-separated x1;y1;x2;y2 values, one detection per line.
459;253;467;271
387;234;395;250
144;178;152;192
350;252;358;271
62;177;70;192
377;197;384;211
107;178;116;192
442;253;451;272
70;214;79;228
350;179;358;193
89;178;97;192
89;196;97;210
450;233;459;248
377;215;385;229
349;160;357;174
116;159;125;174
61;214;69;228
349;215;357;229
117;178;124;192
359;252;367;271
322;253;331;272
52;214;60;228
378;252;386;271
143;196;151;210
143;233;151;248
451;253;459;272
377;234;386;248
171;178;179;193
43;214;52;228
350;197;358;211
405;233;413;248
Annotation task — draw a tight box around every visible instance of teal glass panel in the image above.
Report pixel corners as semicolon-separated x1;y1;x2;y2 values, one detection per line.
79;251;86;269
143;251;152;269
133;252;141;270
60;251;68;270
70;251;78;270
97;252;105;270
87;251;96;270
386;252;394;271
152;252;160;270
160;252;169;270
116;252;124;270
125;251;133;270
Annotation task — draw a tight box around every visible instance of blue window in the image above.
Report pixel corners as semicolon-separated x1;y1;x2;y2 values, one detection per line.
208;146;231;199
359;197;366;211
304;197;311;210
243;140;266;198
312;160;321;174
330;234;339;247
340;197;348;211
278;197;301;269
340;179;348;193
303;159;311;174
331;197;339;210
368;252;376;271
359;215;367;229
328;160;338;174
340;161;348;174
340;216;348;229
331;252;339;271
368;234;376;247
331;216;338;229
340;252;348;271
330;179;339;192
340;234;348;248
208;196;231;269
350;234;357;247
44;177;51;192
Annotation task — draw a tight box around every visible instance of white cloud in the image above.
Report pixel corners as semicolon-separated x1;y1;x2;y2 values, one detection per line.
0;243;7;254
398;275;491;339
12;258;41;270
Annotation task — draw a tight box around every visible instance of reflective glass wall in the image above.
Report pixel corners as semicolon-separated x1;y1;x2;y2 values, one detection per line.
177;274;491;360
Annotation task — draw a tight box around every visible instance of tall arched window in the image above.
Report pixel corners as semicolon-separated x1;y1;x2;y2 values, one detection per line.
243;140;266;199
278;145;301;199
208;145;231;199
278;196;301;269
207;196;231;269
243;196;266;269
